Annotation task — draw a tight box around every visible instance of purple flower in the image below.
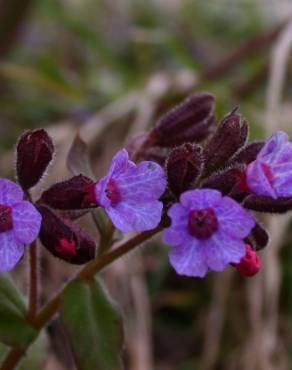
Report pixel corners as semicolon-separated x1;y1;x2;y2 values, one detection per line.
246;131;292;199
163;189;255;277
95;149;167;232
0;179;42;272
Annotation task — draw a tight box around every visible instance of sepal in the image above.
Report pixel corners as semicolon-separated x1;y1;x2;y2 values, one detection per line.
166;143;203;197
149;93;215;147
228;141;264;166
204;109;248;172
40;175;96;210
243;195;292;213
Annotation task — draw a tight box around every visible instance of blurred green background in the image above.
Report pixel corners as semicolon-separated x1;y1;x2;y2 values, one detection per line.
1;1;292;369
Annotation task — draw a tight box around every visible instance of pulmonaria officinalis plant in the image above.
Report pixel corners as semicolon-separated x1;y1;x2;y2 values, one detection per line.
1;92;292;370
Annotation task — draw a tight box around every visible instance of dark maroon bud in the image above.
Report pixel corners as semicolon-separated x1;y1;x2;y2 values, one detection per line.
228;141;265;166
40;175;97;210
204;109;248;173
201;165;246;196
149;93;215;147
243;195;292;213
166;143;203;197
16;129;54;190
38;206;96;264
245;223;269;251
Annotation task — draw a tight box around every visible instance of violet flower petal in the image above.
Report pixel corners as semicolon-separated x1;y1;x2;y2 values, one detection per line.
246;131;292;198
215;196;255;239
169;241;208;278
12;201;42;244
107;200;163;232
0;230;24;272
203;231;246;271
108;149;134;178
163;203;193;246
0;179;23;206
180;188;221;209
117;161;166;201
246;159;276;198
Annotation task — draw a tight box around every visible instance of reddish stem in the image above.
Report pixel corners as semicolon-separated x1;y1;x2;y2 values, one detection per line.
27;240;38;321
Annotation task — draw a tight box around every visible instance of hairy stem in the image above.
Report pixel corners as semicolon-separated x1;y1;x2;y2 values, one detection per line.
0;226;162;370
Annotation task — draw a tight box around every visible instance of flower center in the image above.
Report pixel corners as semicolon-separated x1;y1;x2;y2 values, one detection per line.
105;179;121;204
0;205;13;233
188;208;218;239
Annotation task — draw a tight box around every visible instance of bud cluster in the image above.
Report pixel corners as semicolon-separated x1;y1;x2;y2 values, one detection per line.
127;92;292;277
1;92;291;279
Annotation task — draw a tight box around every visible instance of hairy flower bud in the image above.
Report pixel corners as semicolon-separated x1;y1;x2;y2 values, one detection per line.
149;93;215;147
228;141;265;166
243;194;292;213
38;206;96;264
234;244;261;277
204;109;248;173
16;129;54;190
166;143;203;197
201;166;247;197
40;175;96;210
246;223;269;250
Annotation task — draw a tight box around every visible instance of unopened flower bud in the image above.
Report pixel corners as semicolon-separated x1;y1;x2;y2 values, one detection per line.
228;141;264;166
40;175;96;210
149;93;215;147
166;143;203;197
246;223;269;250
243;194;292;213
38;206;96;264
204;109;248;173
234;244;261;277
16;129;54;190
202;166;246;196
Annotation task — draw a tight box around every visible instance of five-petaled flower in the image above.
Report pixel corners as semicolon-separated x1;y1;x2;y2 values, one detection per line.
246;131;292;199
95;149;167;232
163;189;255;277
0;179;41;272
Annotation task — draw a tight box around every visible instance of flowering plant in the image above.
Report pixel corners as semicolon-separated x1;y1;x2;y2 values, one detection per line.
0;92;291;369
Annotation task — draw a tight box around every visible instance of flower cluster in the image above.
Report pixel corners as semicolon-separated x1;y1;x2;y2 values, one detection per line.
2;92;292;280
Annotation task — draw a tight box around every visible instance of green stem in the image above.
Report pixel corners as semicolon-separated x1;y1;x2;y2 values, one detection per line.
36;226;161;328
0;226;162;370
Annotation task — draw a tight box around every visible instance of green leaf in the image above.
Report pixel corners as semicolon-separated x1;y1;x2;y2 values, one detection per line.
0;275;38;346
0;275;26;315
60;278;124;370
